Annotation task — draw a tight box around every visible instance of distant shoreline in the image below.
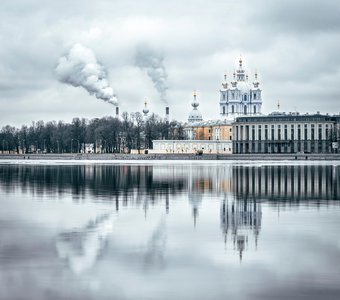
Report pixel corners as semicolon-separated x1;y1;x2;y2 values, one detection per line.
1;153;340;161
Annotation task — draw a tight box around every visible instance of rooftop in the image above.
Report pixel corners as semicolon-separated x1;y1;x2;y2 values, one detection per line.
185;119;233;127
235;112;340;123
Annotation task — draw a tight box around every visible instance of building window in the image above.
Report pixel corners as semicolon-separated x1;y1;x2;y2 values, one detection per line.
265;125;268;140
254;93;257;100
223;106;225;115
244;95;247;101
244;106;247;115
232;105;234;113
258;125;262;141
291;125;294;140
284;125;288;140
318;125;322;140
245;126;249;140
223;94;226;100
304;124;308;140
232;92;235;98
254;105;256;114
298;125;301;140
311;124;315;140
271;126;275;140
252;125;255;140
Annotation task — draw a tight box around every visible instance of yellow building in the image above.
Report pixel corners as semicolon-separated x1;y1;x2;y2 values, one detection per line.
184;119;232;143
190;120;233;141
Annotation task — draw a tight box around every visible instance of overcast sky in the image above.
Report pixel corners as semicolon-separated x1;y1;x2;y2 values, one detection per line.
1;0;340;127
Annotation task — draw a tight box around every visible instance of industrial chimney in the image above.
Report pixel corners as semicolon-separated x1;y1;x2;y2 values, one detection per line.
165;106;169;123
115;106;119;118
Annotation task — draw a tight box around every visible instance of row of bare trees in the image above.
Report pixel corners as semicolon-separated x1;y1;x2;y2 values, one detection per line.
0;112;185;154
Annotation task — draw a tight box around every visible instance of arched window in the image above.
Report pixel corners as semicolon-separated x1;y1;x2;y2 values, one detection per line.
254;105;256;114
244;105;247;114
232;105;234;113
223;106;225;115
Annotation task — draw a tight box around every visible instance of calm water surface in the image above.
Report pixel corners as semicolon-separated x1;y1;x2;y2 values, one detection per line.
0;161;340;300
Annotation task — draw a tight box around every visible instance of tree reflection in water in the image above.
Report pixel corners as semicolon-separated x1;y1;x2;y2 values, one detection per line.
0;163;339;265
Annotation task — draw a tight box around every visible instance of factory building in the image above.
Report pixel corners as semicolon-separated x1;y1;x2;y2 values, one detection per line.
232;112;340;154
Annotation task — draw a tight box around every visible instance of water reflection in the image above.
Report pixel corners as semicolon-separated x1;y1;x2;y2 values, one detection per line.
2;164;339;199
1;163;340;299
233;165;340;201
56;212;115;274
1;164;340;260
144;217;167;271
221;199;261;260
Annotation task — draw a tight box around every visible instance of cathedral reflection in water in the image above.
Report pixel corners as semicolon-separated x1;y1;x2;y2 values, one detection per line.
220;198;261;260
185;164;340;260
0;163;339;263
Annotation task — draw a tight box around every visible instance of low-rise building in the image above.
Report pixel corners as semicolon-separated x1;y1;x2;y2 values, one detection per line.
151;139;232;154
233;112;340;154
184;119;233;141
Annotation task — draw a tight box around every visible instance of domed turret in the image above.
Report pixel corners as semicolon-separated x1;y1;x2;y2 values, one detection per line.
222;72;228;90
188;91;203;123
231;70;237;88
143;99;149;117
253;71;260;89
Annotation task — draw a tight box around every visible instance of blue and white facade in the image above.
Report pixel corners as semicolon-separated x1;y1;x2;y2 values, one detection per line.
220;58;262;118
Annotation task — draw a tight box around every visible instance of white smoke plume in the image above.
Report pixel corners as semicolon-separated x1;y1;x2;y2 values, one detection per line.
56;44;118;106
135;45;168;104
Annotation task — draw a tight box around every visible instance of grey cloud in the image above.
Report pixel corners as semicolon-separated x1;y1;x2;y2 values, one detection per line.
0;0;340;126
250;0;340;34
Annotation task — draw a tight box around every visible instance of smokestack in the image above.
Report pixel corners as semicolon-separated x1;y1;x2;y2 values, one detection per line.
115;106;119;118
165;106;169;123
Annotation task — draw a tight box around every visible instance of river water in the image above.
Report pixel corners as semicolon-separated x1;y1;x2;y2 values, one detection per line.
0;161;340;300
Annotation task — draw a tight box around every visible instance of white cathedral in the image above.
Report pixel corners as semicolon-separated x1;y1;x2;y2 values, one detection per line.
186;56;263;123
219;57;262;118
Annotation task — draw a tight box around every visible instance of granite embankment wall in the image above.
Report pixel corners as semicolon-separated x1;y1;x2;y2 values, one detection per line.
1;153;340;160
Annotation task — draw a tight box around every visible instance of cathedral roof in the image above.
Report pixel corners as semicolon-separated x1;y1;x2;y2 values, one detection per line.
235;81;253;93
188;109;203;122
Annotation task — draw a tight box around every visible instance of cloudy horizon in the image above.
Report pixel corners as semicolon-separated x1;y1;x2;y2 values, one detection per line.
1;0;340;127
